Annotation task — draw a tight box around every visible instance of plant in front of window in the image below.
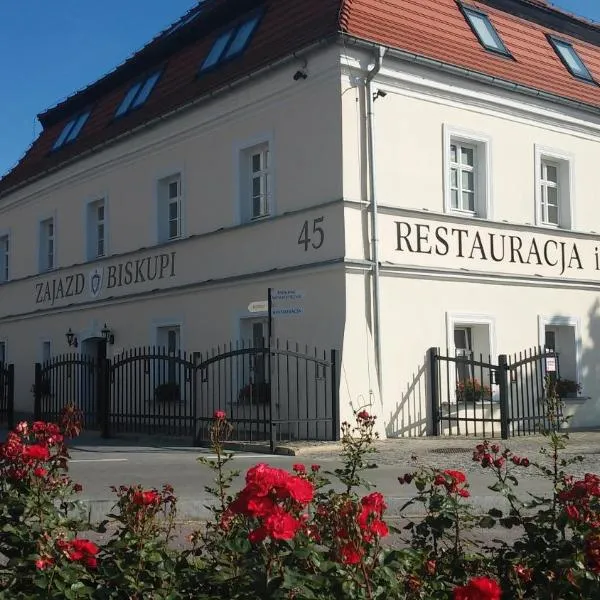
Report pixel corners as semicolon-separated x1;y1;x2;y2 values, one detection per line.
154;382;181;403
238;381;270;405
554;378;581;398
456;378;492;403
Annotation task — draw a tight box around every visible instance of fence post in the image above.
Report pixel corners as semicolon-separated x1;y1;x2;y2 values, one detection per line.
7;364;14;430
428;347;440;436
498;354;509;440
34;363;42;421
99;357;111;439
331;349;340;441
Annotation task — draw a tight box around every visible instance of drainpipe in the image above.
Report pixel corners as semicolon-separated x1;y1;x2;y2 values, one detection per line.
365;46;386;406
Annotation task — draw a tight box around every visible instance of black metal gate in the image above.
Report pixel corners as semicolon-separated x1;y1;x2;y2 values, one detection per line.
429;346;560;439
0;362;14;429
34;340;339;447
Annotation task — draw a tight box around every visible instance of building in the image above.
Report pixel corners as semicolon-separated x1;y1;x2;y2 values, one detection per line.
1;0;600;440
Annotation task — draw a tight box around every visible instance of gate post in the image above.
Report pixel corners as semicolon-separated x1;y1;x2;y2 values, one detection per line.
428;347;440;436
34;363;42;421
7;364;14;430
98;355;111;439
498;354;509;440
331;349;340;441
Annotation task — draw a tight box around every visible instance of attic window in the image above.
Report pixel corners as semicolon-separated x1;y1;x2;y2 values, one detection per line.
199;13;261;72
52;111;91;150
548;37;594;83
167;0;206;35
461;6;511;57
115;70;162;117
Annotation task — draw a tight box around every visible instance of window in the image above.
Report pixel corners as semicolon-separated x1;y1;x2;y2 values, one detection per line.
157;174;183;242
39;218;55;272
535;146;573;229
443;126;491;218
548;37;594;82
454;327;473;384
156;325;181;384
199;13;261;72
0;341;5;364
42;341;52;364
115;71;162;117
0;234;9;283
239;144;271;221
540;316;581;396
87;199;106;260
52;111;90;150
461;5;511;57
167;1;206;35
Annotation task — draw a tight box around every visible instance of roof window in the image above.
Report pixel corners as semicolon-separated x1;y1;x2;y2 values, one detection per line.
52;111;91;150
461;6;511;57
115;70;162;117
548;37;594;83
199;13;261;72
167;1;206;35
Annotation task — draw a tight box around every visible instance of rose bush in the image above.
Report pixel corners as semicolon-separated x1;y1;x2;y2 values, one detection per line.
0;386;599;598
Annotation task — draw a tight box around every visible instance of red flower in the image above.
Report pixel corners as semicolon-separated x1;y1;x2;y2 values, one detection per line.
434;474;446;486
425;559;436;575
357;410;370;421
565;505;580;521
35;556;54;570
585;533;600;573
33;467;48;478
514;564;533;583
248;527;267;544
213;410;226;420
311;464;320;472
453;577;501;600
521;458;530;467
22;444;50;462
369;519;389;537
292;463;306;473
444;470;466;484
263;507;302;540
340;542;363;565
493;457;505;469
458;488;471;498
132;490;160;506
247;495;276;518
59;538;100;569
284;476;314;504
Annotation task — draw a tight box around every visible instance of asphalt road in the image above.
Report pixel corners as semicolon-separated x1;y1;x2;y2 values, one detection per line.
66;443;553;522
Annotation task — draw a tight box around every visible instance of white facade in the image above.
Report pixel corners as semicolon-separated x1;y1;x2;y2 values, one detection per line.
2;41;600;433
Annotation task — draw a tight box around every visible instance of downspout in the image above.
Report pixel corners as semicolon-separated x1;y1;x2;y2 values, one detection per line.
365;46;386;405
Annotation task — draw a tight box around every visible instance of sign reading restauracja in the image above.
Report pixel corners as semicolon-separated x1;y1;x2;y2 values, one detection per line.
35;251;176;306
387;214;600;280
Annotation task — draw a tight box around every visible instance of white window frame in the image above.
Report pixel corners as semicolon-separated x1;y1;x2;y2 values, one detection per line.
0;230;10;283
38;215;56;272
234;133;275;224
443;125;492;219
155;171;185;243
152;318;184;350
538;315;582;393
84;196;108;261
534;145;574;229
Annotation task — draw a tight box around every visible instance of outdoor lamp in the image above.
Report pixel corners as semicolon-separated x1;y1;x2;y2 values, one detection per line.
101;323;115;345
65;328;78;348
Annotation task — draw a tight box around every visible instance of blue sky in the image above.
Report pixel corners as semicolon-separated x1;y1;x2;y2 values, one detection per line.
0;0;599;178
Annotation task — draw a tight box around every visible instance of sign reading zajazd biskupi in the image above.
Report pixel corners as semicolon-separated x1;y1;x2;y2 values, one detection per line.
390;216;600;280
34;251;176;306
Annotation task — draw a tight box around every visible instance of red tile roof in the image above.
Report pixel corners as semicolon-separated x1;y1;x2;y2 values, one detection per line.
3;0;600;196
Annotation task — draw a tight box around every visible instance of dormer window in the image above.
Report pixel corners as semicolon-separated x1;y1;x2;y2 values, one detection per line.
460;5;511;57
548;37;594;83
199;13;262;72
115;70;162;117
52;111;90;150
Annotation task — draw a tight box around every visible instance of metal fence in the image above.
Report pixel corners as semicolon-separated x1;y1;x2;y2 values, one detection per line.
34;340;339;448
429;346;560;439
0;362;14;429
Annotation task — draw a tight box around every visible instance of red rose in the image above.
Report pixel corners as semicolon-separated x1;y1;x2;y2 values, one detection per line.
521;458;530;467
32;421;47;434
35;556;54;570
361;492;386;513
493;457;505;469
73;483;83;493
565;505;580;521
33;467;48;478
585;533;600;573
263;507;301;540
511;456;521;465
132;489;160;506
514;564;533;583
248;527;267;544
453;577;501;600
213;410;226;420
340;542;363;565
247;495;276;517
426;559;436;575
458;488;470;498
292;463;306;473
490;444;500;454
444;470;467;484
357;410;370;420
22;444;50;462
311;464;320;472
369;519;389;537
434;474;446;486
284;476;314;504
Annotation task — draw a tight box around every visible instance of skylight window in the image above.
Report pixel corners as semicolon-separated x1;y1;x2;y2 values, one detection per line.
461;6;511;57
168;0;206;36
548;37;594;83
199;13;261;73
52;111;90;150
115;70;162;117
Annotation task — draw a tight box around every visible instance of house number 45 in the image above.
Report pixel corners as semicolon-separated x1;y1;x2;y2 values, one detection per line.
298;217;325;251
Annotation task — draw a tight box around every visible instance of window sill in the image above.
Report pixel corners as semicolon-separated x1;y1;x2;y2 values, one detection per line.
449;208;481;218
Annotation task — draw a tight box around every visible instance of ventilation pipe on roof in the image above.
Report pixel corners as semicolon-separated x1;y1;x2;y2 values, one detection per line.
365;45;386;408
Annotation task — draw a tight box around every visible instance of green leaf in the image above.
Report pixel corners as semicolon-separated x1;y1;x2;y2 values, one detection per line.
488;508;503;518
479;516;496;528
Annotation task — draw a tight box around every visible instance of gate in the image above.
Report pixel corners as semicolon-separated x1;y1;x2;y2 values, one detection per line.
34;354;102;429
0;362;14;429
429;346;560;439
33;340;339;447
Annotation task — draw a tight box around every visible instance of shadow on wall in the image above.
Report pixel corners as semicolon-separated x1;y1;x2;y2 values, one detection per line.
385;352;429;438
571;300;600;429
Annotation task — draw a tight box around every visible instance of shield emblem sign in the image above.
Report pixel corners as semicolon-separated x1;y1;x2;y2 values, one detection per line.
89;267;104;298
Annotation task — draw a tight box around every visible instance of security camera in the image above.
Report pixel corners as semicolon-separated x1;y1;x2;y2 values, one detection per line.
373;89;387;100
293;70;308;81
